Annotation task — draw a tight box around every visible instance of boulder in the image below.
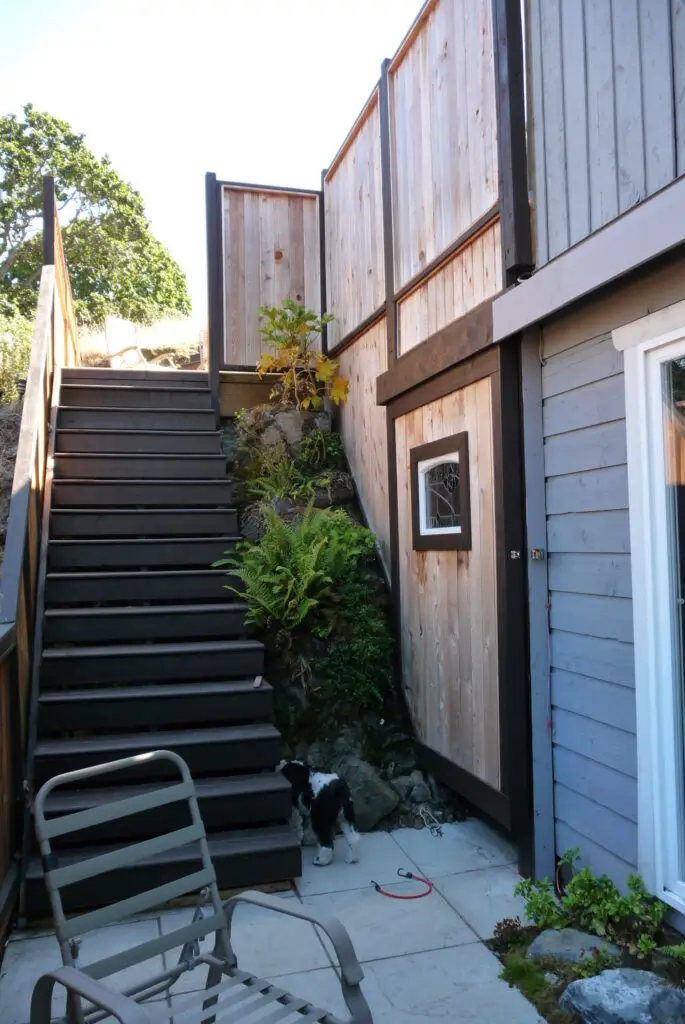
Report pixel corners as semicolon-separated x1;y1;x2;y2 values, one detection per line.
559;968;685;1024
390;776;415;801
257;407;332;453
333;755;400;831
409;781;433;804
527;928;620;963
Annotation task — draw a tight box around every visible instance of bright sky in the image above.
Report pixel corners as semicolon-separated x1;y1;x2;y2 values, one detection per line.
0;0;421;324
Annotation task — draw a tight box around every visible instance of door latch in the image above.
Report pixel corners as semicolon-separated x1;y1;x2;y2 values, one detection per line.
530;548;546;561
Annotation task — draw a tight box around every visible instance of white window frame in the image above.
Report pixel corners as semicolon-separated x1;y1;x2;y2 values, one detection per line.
417;452;462;537
615;299;685;914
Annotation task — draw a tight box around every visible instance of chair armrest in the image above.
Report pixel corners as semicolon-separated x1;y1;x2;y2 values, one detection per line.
30;967;152;1024
223;891;363;986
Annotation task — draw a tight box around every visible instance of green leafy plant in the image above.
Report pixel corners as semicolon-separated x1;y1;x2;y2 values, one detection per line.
492;917;526;952
296;428;346;474
0;312;32;402
256;300;347;409
659;943;685;963
214;504;374;634
499;954;575;1024
515;851;668;957
573;946;621;979
311;575;393;716
244;443;316;503
515;876;562;930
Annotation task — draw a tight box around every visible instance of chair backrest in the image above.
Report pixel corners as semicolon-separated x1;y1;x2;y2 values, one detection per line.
33;750;230;989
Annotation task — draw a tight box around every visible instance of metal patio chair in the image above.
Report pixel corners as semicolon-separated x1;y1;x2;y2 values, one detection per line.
30;750;372;1024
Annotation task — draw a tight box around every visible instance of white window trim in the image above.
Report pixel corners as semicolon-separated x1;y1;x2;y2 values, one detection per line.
614;301;685;915
417;452;462;537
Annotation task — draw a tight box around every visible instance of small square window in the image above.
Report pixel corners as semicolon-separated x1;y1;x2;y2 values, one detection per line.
410;432;471;550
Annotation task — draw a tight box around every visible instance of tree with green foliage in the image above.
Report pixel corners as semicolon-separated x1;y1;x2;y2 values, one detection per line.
0;104;191;327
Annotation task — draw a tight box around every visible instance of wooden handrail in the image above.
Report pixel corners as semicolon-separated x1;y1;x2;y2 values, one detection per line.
0;175;79;941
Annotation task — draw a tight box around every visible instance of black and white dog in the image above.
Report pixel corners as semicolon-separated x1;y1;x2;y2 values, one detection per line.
279;760;360;866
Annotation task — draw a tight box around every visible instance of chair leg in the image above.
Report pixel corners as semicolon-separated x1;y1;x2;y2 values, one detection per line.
201;960;223;1024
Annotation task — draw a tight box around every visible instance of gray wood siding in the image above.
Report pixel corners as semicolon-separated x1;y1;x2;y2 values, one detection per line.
542;331;638;881
529;0;684;265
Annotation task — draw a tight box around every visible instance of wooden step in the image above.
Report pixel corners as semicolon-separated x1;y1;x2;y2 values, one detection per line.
50;508;239;538
60;384;213;409
40;639;264;687
44;603;250;644
61;368;209;388
45;569;232;606
47;536;237;571
40;773;292;846
55;429;223;454
38;679;270;732
24;825;300;918
57;407;216;431
33;723;280;785
51;479;235;508
53;453;228;480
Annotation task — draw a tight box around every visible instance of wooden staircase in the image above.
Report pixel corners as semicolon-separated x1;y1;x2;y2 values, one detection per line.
24;367;300;918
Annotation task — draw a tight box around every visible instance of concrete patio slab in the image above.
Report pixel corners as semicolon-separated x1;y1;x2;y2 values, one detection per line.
158;900;329;994
265;942;544;1023
295;830;418;897
0;917;164;1024
435;865;529;940
1;818;535;1023
303;881;478;964
392;820;517;878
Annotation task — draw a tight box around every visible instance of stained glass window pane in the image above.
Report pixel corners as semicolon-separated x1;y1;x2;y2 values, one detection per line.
424;460;460;530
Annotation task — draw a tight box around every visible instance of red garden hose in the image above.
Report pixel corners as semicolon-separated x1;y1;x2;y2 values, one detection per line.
371;868;433;899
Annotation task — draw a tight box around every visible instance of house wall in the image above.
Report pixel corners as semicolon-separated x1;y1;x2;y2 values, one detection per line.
528;0;685;266
539;253;685;882
394;375;500;790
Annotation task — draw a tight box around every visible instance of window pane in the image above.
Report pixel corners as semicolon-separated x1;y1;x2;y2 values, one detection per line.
425;461;460;530
663;356;685;872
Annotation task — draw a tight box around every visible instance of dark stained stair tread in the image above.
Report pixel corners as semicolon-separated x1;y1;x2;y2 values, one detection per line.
43;603;249;644
47;536;238;570
53;453;229;479
44;569;233;605
37;678;268;730
55;429;223;454
33;724;280;783
50;509;238;537
57;407;217;431
51;479;235;507
39;772;291;843
60;384;213;410
23;825;301;916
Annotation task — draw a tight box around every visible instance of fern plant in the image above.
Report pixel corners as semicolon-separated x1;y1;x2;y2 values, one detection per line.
213;504;375;633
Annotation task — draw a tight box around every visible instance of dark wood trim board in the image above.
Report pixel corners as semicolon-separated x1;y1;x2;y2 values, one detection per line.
386;347;499;421
491;0;533;286
377;299;494;406
491;340;534;874
416;741;511;830
205;172;224;415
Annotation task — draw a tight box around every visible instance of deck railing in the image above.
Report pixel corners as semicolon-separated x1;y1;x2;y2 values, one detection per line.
0;176;78;942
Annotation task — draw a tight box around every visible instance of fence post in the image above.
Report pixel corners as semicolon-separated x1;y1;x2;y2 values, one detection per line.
319;169;328;354
42;176;56;266
205;172;223;418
